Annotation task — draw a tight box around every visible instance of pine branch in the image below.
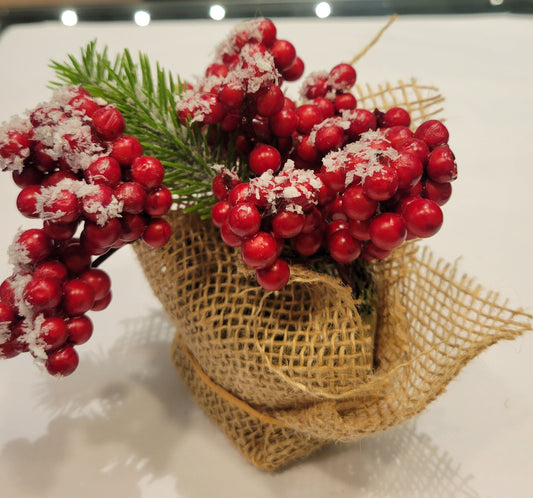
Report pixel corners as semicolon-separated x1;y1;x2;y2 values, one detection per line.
49;41;238;217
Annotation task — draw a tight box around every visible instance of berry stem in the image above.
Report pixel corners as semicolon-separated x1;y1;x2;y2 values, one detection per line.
92;247;118;268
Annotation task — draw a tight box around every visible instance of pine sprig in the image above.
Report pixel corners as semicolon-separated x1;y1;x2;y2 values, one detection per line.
49;41;237;217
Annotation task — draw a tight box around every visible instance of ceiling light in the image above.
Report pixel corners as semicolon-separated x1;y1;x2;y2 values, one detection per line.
134;10;151;27
209;5;226;21
60;9;78;27
315;2;332;19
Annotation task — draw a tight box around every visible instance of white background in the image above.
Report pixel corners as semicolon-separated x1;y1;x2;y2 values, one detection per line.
0;13;532;497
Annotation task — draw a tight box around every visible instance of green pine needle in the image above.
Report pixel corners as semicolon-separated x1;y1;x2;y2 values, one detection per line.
49;41;240;217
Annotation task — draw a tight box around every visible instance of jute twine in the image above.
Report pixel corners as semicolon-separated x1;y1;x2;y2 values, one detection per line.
133;79;532;470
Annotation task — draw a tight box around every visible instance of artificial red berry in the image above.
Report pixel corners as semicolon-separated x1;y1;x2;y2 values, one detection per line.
79;268;111;301
42;220;78;241
296;105;323;135
382;107;411;128
348;218;371;241
34;260;68;283
282;57;305;81
403;198;443;238
271;39;296;70
142;218;172;248
119;213;146;242
218;82;245;109
16;185;41;218
272;210;305;238
369;213;407;251
58;241;92;275
84;157;122;188
347;109;377;138
329;63;357;90
12;166;44;188
334;93;357;112
248;144;282;176
424;178;452;206
395;137;429;164
415;120;449;149
45;344;79;376
92;291;112;311
426;145;457;183
363;165;399;201
110;135;143;166
241;231;278;269
39;317;69;351
270;109;298;137
211;201;231;228
144;186;173;216
256;258;290;291
327;229;361;264
342;185;378;220
131;156;165;189
62;279;96;315
313;97;335;118
291;230;323;257
16;229;53;264
256;84;285;117
314;125;344;154
66;315;93;345
384;125;413;148
114;182;147;214
228;202;261;238
23;277;62;311
390;152;424;190
92;106;125;140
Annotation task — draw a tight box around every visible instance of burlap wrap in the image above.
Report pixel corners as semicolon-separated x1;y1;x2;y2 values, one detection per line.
133;80;532;470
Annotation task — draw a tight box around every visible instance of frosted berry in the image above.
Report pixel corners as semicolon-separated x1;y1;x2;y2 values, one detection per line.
84;157;122;188
23;277;62;311
34;260;68;283
39;317;69;351
111;135;143;166
256;84;285;117
92;106;125;140
314;125;344;154
329;63;357;91
114;182;147;214
16;229;53;264
390;152;423;190
363;165;399;201
347;109;377;138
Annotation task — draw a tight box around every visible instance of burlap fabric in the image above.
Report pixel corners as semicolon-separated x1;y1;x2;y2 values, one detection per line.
133;80;532;470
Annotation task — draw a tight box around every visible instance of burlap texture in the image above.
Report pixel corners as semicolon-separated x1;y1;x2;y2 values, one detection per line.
132;80;532;470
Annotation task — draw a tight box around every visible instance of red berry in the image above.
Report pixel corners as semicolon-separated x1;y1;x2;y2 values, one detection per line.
347;109;377;138
382;107;411;128
256;258;290;291
270;109;298;137
45;344;79;376
291;230;323;257
272;210;305;239
218;82;245;109
325;219;349;241
271;39;296;70
0;302;16;327
256;84;285;117
248;144;282;176
415;120;449;149
211;201;231;228
313;97;335;118
329;63;357;90
110;135;143;166
39;317;69;351
62;279;95;315
144;186;173;216
342;185;378;220
424;179;452;206
0;341;19;359
369;213;406;251
362;242;392;261
58;241;92;275
363;165;399;201
327;229;361;264
390;152;424;190
296;135;319;162
426;145;457;183
296;105;323;135
119;213;146;242
334;93;357;113
220;221;242;247
66;315;93;345
131;156;165;189
43;188;81;224
395;137;429;164
142;218;172;248
84;157;122;188
241;232;278;269
282;57;305;81
114;182;147;214
92;291;112;311
12;166;44;188
16;185;41;218
82;184;117;224
34;260;68;283
91;106;125;140
42;220;78;241
79;269;111;301
348;218;371;241
384;125;413;148
16;229;53;264
23;277;62;311
403;198;443;238
314;125;344;154
228;202;261;238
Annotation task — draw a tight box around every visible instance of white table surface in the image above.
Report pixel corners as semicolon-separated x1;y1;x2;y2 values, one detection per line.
0;13;531;498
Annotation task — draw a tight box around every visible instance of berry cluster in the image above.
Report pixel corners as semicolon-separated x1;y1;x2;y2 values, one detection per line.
202;19;457;291
0;86;172;375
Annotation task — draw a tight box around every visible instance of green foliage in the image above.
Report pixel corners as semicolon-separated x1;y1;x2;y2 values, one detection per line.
49;41;238;218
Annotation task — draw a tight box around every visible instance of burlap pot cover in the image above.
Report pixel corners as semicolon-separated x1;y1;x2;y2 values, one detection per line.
133;79;532;470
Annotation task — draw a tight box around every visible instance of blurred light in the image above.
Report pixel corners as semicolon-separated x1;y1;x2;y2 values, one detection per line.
490;0;504;5
315;2;332;18
209;4;226;21
60;9;78;26
134;10;151;27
